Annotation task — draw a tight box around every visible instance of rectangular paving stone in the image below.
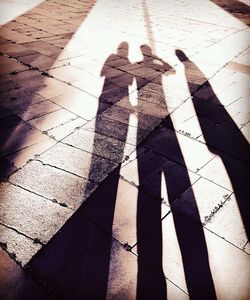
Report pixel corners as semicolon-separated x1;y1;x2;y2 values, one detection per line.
29;108;77;132
9;160;97;210
0;224;41;266
38;142;118;182
49;65;87;84
47;117;87;141
22;41;62;59
18;53;55;70
0;43;37;58
50;89;99;120
63;128;135;163
0;28;35;43
0;182;73;244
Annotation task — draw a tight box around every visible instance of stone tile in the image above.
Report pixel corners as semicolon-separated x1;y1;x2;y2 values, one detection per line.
0;28;34;43
9;160;96;210
0;182;73;244
18;53;55;70
6;69;45;91
0;43;37;58
47;117;87;141
36;77;78;99
38;142;118;182
22;41;61;59
0;225;41;266
172;177;231;224
49;65;87;83
63;128;134;163
142;125;215;173
50;89;99;120
29;108;77;131
205;194;248;249
6;138;56;168
0;55;28;75
15;100;61;121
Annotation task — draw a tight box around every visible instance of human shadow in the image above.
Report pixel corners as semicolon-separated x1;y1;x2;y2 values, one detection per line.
135;45;216;299
25;42;134;299
176;49;250;240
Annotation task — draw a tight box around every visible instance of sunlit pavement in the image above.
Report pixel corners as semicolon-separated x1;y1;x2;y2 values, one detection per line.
0;0;249;299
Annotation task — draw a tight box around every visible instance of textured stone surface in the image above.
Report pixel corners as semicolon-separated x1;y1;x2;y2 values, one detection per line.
0;225;41;266
10;160;96;210
0;182;73;243
38;142;118;182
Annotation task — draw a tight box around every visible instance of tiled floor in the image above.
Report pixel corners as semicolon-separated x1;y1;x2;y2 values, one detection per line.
0;0;249;299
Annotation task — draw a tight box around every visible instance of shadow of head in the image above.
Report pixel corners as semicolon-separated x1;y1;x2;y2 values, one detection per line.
175;49;188;62
117;41;129;58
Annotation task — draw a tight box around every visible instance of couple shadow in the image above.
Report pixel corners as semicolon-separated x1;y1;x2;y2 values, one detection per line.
25;42;249;300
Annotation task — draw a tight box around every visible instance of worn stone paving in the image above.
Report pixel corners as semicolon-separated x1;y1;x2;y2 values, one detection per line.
0;0;249;299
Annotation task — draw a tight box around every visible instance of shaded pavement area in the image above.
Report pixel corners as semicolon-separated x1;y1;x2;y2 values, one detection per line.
0;0;249;299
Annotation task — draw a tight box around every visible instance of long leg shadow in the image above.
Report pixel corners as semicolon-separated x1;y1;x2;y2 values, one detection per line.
25;42;134;299
176;49;250;240
136;45;216;299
